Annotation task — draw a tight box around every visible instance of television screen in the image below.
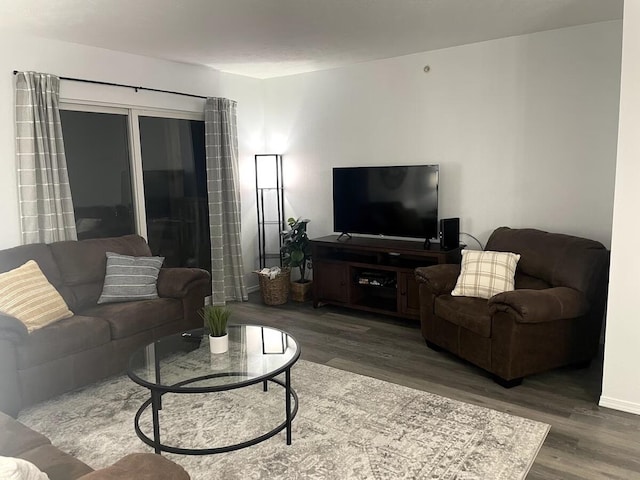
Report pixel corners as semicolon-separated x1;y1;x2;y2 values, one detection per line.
333;165;439;239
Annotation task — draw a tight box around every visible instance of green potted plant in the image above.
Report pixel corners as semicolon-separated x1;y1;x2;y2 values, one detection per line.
199;305;231;353
280;217;312;302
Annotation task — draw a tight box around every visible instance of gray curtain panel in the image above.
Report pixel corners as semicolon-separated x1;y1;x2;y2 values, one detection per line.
15;72;77;244
205;97;248;304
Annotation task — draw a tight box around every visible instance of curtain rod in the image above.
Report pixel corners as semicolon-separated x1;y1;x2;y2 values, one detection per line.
12;70;208;100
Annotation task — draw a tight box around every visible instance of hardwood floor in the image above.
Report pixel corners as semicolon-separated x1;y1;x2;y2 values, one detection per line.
231;293;640;480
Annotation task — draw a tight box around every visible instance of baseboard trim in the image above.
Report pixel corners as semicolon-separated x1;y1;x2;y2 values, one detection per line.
246;284;260;294
599;396;640;415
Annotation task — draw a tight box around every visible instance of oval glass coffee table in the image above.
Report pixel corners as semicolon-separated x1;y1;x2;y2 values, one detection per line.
127;324;300;455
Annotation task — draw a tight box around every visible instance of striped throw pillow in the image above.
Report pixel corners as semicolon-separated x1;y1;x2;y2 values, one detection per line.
0;260;73;332
451;250;521;300
97;252;164;304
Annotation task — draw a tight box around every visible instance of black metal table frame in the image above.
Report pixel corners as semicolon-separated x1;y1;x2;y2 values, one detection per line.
128;331;300;456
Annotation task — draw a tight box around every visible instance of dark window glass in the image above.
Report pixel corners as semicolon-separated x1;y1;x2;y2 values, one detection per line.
61;110;136;240
139;117;210;272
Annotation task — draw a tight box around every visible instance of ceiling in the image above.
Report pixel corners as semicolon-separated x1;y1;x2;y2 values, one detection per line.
0;0;623;79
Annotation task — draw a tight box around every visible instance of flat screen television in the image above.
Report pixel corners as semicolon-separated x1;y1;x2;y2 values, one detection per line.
333;165;439;240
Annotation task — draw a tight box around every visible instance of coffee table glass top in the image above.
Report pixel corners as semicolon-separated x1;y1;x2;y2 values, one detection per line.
128;325;300;392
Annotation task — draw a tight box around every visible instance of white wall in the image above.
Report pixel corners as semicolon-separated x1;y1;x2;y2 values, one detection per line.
600;3;640;415
263;22;622;248
0;33;265;288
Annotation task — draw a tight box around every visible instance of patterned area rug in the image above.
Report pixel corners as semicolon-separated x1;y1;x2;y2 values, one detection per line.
19;360;549;479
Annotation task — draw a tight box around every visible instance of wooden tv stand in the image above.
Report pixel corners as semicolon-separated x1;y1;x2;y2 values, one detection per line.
310;235;461;321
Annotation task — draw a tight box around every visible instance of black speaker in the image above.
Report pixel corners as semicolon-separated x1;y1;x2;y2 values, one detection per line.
440;218;460;250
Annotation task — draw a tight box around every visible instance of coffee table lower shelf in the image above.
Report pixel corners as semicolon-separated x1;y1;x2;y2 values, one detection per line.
133;372;299;456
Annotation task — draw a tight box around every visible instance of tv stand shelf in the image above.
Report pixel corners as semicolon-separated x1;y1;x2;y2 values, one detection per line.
310;235;461;321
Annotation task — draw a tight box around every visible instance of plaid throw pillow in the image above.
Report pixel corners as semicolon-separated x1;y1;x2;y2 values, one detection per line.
97;252;164;304
451;250;521;299
0;260;73;332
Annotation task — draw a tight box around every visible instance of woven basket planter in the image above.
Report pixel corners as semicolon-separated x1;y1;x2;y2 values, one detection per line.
255;268;290;305
290;280;313;302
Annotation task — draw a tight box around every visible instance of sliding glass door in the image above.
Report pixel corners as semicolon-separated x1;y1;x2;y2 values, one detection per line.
60;105;210;272
61;108;136;240
138;116;210;270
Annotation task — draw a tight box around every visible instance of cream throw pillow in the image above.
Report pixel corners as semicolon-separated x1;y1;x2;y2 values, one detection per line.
0;456;50;480
0;260;73;332
451;250;521;300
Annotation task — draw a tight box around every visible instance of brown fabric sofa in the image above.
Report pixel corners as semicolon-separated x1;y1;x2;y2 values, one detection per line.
0;411;189;480
0;234;210;417
415;227;610;386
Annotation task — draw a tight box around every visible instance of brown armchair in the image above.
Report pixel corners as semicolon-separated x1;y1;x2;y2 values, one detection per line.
415;227;610;387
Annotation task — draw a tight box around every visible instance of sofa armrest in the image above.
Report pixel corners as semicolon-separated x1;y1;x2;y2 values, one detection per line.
157;268;211;299
488;287;589;323
0;313;28;342
79;453;190;480
0;313;26;417
415;264;461;296
157;268;210;331
0;337;21;417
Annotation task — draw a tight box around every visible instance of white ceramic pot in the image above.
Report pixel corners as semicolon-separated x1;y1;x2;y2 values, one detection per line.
209;334;229;354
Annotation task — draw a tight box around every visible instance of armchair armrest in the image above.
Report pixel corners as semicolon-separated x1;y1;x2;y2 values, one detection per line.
488;287;589;323
415;264;461;295
0;313;28;343
157;268;211;299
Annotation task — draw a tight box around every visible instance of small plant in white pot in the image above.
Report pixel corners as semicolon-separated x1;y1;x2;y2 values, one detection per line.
199;305;231;354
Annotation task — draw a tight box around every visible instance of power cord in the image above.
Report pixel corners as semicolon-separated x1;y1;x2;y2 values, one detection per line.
460;232;484;251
